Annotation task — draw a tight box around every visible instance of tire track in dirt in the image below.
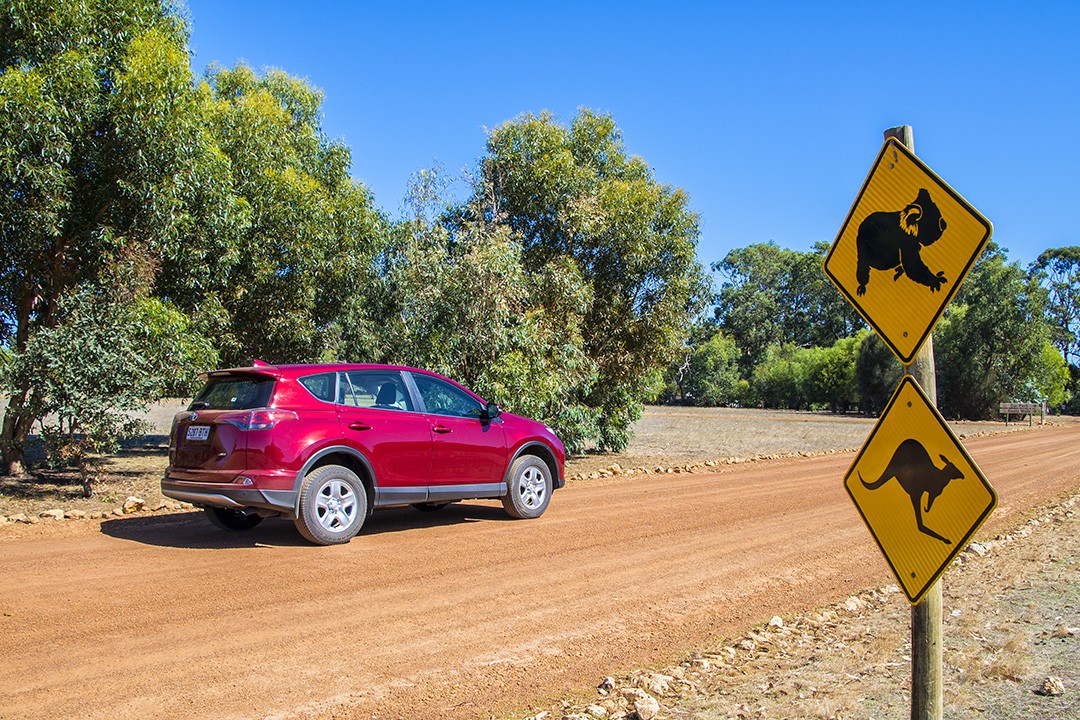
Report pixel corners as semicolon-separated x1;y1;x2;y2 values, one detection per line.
0;425;1077;720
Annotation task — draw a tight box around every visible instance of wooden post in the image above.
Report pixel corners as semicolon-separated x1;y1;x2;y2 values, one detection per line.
885;124;943;720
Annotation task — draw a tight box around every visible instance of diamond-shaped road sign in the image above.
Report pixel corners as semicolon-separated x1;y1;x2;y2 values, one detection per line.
843;376;997;604
824;138;993;364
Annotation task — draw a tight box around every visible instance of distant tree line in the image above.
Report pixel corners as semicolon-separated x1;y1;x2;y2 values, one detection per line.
656;241;1078;420
0;0;708;481
2;1;1076;487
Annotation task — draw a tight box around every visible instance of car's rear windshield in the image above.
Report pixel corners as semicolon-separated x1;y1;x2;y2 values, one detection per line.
189;376;275;411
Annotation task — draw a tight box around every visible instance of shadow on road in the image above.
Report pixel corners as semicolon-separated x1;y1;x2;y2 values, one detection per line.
100;502;512;549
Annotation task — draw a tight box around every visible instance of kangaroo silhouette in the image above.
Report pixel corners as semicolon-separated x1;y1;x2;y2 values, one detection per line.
859;438;963;545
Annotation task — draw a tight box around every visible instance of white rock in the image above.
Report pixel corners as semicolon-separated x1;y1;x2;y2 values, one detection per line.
39;509;65;520
769;615;784;628
641;673;673;697
123;496;146;514
634;694;660;720
1036;676;1065;696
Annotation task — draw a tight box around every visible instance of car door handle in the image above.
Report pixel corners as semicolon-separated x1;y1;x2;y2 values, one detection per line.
348;421;372;431
432;425;452;434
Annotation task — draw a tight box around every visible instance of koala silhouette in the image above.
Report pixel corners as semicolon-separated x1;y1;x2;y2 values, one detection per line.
855;188;948;296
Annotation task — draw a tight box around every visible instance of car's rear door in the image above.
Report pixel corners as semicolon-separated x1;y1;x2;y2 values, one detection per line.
335;369;432;503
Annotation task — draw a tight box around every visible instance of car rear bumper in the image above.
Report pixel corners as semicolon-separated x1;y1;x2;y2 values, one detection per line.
162;473;298;517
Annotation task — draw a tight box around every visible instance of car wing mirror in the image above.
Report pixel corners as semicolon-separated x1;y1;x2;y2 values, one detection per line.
484;401;502;421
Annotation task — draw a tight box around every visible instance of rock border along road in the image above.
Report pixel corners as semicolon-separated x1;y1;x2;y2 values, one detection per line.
1;424;1078;720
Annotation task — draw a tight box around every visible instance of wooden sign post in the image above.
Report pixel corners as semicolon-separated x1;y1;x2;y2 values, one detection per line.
889;125;943;720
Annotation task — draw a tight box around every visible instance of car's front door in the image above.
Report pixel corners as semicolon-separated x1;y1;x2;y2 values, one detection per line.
409;373;506;491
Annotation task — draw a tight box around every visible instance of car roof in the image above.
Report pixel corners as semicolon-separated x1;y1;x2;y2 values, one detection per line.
205;362;453;383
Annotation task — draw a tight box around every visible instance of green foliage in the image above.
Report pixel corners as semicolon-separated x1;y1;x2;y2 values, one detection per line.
0;0;202;474
479;109;710;450
798;333;863;412
1030;246;1080;367
3;286;160;494
936;243;1056;419
1034;341;1071;409
713;241;864;376
1066;365;1080;415
682;331;741;406
854;332;904;416
744;334;864;412
131;296;218;397
751;345;807;410
342;171;600;453
157;63;385;367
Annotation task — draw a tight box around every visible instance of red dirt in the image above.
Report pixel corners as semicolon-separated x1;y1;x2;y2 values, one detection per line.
1;425;1077;720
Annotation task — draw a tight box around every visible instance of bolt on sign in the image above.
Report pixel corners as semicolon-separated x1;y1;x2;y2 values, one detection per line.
823;138;993;364
844;376;997;604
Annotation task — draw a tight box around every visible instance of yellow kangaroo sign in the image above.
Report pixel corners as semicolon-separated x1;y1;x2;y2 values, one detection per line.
844;376;997;604
823;138;992;364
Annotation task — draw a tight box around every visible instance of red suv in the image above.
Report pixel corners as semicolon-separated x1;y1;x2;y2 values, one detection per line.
162;362;565;544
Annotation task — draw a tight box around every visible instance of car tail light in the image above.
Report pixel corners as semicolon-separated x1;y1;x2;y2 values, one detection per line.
220;409;299;431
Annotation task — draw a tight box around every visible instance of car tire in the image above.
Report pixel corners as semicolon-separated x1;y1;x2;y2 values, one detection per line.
501;455;552;519
293;464;367;545
205;507;264;531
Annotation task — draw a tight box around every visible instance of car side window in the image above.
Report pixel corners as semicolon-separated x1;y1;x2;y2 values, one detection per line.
339;370;413;411
298;372;337;403
413;375;483;418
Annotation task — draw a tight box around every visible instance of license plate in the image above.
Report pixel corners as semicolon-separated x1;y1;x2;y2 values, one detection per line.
185;425;210;441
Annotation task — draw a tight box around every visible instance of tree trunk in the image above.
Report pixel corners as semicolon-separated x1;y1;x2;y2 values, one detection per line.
0;393;32;477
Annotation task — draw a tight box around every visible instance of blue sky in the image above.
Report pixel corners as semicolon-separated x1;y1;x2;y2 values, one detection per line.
181;1;1079;272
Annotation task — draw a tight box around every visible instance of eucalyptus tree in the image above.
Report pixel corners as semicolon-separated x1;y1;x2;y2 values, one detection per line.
477;109;710;450
713;241;864;377
341;169;600;452
936;243;1064;419
156;64;385;367
1030;246;1080;368
0;0;205;475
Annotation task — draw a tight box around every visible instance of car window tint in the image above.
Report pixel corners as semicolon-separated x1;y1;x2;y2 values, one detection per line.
191;376;274;410
413;375;483;418
298;373;337;403
341;370;413;411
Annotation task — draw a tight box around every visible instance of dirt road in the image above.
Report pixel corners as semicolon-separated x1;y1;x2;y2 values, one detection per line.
2;425;1078;720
